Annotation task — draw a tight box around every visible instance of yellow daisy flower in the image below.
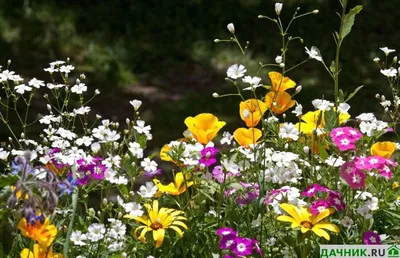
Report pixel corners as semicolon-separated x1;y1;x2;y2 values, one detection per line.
153;172;194;196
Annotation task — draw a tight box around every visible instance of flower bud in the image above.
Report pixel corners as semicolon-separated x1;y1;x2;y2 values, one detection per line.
118;212;123;219
303;146;310;154
122;253;127;258
212;92;219;98
275;55;283;64
96;114;101;120
375;94;380;99
102;198;108;206
295;85;302;94
80;73;86;80
282;113;286;119
126;118;130;124
279;63;285;68
95;89;100;95
284;143;289;149
7;59;11;65
76;79;80;84
275;3;283;15
312;9;319;14
214;39;221;43
227;23;235;34
20;133;25;139
394;56;398;64
46;104;52;111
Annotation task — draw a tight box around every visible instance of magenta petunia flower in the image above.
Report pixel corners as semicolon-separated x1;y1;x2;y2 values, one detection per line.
301;184;328;197
335;135;356;151
252;239;263;256
231;237;253;256
340;161;357;181
327;192;346;211
363;231;381;245
199;147;218;167
346;169;366;189
216;227;237;237
310;199;330;215
219;235;236;249
330;127;362;151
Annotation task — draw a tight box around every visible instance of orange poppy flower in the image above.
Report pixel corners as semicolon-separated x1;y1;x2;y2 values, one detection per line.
239;99;268;127
265;91;295;114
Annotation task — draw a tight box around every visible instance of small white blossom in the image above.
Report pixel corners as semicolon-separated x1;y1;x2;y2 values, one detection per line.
220;131;233;145
141;158;158;172
242;76;262;90
14;84;32;94
71;83;87;94
312;99;334;111
137;182;158;198
305;46;322;62
128;142;143;159
0;148;10;160
324;155;345;167
227;23;235;34
73;106;91;115
340;216;354;228
75;136;94;146
28;78;45;88
70;231;88;246
380;68;397;77
380;47;395;55
226;64;247;79
87;223;106;242
338;103;350;114
59;65;75;74
275;55;283;64
129;99;142;109
275;3;283;15
292;103;303;116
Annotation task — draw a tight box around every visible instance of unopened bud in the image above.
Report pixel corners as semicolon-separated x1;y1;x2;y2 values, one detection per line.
102;198;108;206
118;212;123;219
76;79;80;84
47;104;52;111
122;252;127;258
212;92;219;98
375;94;380;99
8;137;12;142
303;146;310;153
381;95;386;101
384;107;389;112
227;23;235;34
96;114;101;120
67;57;70;63
214;39;221;43
20;133;25;139
295;85;302;94
282;114;286;119
284;143;289;149
275;3;283;15
94;89;100;95
7;60;11;66
126;118;130;125
279;63;285;68
312;9;319;14
394;56;398;63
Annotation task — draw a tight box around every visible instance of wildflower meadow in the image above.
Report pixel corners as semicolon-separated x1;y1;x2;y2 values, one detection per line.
1;1;400;257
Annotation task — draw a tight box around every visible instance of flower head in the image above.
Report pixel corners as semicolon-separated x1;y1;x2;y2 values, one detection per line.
277;203;339;240
184;113;226;144
305;46;322;62
265;91;295;114
18;217;57;248
227;64;246;79
20;244;63;258
239;99;267;127
126;200;188;248
153;172;193;196
268;72;296;92
370;141;397;159
363;231;381;245
233;128;262;147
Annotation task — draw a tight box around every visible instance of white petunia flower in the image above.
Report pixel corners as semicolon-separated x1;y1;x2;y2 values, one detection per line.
380;47;395;55
14;84;32;94
305;46;322;62
129;99;142;110
71;83;87;94
380;68;397;77
28;78;45;88
70;231;88;246
137;182;158;198
226;64;247;79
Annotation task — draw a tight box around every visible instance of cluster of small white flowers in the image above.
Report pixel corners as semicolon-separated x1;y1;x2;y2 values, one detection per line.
279;122;299;141
264;151;303;184
267;186;305;214
0;69;23;83
380;68;397;77
105;219;127;252
117;196;144;217
356;113;389;136
92;120;121;143
324;155;345;167
134;120;152;140
355;191;379;219
220;131;233;145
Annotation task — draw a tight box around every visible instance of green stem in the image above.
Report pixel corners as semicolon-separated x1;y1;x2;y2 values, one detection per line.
63;166;78;258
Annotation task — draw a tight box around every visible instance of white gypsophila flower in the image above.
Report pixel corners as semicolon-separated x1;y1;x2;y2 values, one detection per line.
356;205;372;219
365;197;379;211
137;182;158;198
340;216;354;228
110;175;128;185
87;223;106;242
305;46;322;62
338;103;350;114
46;83;65;89
227;23;235;34
242;76;262;90
128;142;143;158
14;84;32;94
70;231;88;246
354;191;373;200
92;125;108;141
356;113;375;122
220;131;233;145
59;65;75;74
108;242;124;252
0;148;10;160
292;103;302;116
312;99;334;111
141;157;158;172
28;78;45;88
71;83;87;94
44;67;58;73
275;3;283;15
50;60;65;66
266;116;279;123
57;128;77;140
117;196;144;217
107;219;127;239
324;155;345;167
279;123;299;141
380;47;395;55
73;106;91;115
91;142;101;153
380;100;391;108
226;64;247;79
39;115;61;124
275;55;283;64
129;99;142;109
221;156;240;176
266;237;277;246
75;136;93;146
134;120;151;135
373;57;380;62
251;214;261;228
380;68;397;77
103;155;121;168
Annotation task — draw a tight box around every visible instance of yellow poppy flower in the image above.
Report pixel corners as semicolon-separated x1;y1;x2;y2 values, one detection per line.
17;217;57;248
295;110;350;135
371;141;397;159
20;244;63;258
265;91;295;114
153;172;193;196
160;144;173;162
268;71;296;92
239;99;268;127
277;203;339;240
233;128;262;147
125;200;188;248
184;113;226;144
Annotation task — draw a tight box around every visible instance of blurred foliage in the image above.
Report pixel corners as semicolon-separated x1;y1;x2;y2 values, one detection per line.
0;0;399;149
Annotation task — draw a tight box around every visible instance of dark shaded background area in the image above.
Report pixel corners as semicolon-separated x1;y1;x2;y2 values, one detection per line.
0;0;398;150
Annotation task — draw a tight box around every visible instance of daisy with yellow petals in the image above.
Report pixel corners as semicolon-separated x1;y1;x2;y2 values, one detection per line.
125;200;188;248
153;172;194;196
239;99;267;127
233;128;262;147
268;71;296;92
277;203;339;240
20;244;63;258
184;113;226;144
18;217;58;248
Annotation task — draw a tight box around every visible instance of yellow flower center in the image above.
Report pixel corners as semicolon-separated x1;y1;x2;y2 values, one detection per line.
151;222;163;230
301;221;313;229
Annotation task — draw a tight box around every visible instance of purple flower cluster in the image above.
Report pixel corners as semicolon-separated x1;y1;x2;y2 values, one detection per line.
330;127;362;151
224;182;259;206
199;147;218;167
212;165;236;183
216;227;262;257
72;156;106;185
301;184;346;214
363;231;381;245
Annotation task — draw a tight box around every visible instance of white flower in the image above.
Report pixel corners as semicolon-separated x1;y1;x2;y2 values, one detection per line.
291;103;303;116
46;83;65;89
380;100;391;108
340;216;354;228
356;113;375;122
226;64;247;79
312;99;334;111
324;155;345;167
73;106;91;115
220;131;233;145
356;205;372;219
110;175;128;185
0;148;10;160
380;68;397;77
118;197;144;217
338;103;350;114
75;136;93;146
137;182;158;198
251;214;261;228
44;67;58;73
14;84;32;94
49;60;66;66
221;157;240;175
305;46;322;62
128;142;143;158
227;23;235;34
129;99;142;110
279;123;299;141
275;55;283;64
242;76;262;90
266;237;277;246
380;47;395;55
59;65;75;74
141;157;158;172
57;128;77;140
134;120;151;135
373;57;380;62
39;115;61;124
71;83;87;94
28;78;45;88
91;142;101;153
87;223;106;242
0;70;15;82
275;3;283;15
70;231;88;246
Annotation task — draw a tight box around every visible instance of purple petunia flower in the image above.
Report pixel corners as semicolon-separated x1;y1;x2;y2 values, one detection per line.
231;237;253;256
216;227;237;237
301;184;328;197
327;192;346;211
219;234;237;250
363;231;381;245
199;147;218;167
310;199;330;215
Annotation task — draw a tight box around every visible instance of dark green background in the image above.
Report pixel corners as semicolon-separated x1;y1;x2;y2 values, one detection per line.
0;0;398;150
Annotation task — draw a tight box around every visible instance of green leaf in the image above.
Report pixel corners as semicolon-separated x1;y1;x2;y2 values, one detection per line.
324;109;337;132
0;174;19;188
318;143;329;160
344;85;364;102
341;5;363;40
